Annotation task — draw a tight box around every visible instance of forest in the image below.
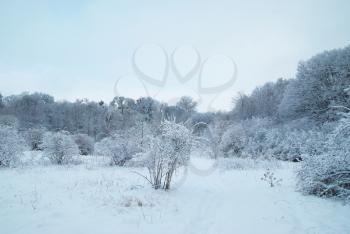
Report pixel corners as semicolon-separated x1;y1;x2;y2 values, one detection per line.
1;45;350;201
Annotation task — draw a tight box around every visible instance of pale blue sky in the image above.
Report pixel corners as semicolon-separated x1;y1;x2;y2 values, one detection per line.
1;0;349;111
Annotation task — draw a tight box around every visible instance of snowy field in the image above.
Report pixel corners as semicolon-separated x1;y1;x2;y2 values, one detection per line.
1;154;349;234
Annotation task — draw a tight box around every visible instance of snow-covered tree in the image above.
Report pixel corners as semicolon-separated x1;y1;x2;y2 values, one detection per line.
140;121;192;190
3;92;54;128
231;79;289;120
24;128;46;150
0;126;26;167
136;97;159;122
95;135;132;166
162;105;188;122
110;96;136;114
74;134;94;155
42;131;79;165
278;46;350;123
176;96;197;113
0;93;4;109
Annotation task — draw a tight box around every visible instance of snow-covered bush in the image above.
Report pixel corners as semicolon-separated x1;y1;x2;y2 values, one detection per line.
140;121;192;190
297;111;350;201
0;126;26;167
95;135;131;166
94;127;143;166
219;124;247;157
24;128;45;150
240;118;273;159
42;131;79;165
217;117;325;161
218;119;274;159
262;128;306;161
251;126;327;162
0;115;18;128
206;119;231;159
114;127;143;156
217;118;314;161
74;134;94;155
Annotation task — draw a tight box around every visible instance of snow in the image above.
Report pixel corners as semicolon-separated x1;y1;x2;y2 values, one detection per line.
1;154;349;234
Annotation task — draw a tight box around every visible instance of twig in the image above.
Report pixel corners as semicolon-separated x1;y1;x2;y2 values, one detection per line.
131;171;153;185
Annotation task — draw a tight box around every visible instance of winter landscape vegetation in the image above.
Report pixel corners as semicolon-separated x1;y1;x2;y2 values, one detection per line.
1;1;350;234
1;45;350;234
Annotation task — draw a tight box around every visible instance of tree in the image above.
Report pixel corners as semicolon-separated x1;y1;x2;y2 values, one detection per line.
0;126;26;167
140;121;192;190
74;134;94;155
250;79;289;119
7;92;54;128
110;97;138;131
42;131;79;165
134;97;160;145
111;96;136;115
162;105;187;122
176;96;197;113
0;93;4;109
278;46;350;123
136;97;159;122
232;79;289;120
232;92;255;120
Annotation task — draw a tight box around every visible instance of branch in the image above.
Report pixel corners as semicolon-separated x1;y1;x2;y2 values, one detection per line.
326;171;350;178
329;105;350;112
317;105;350;114
131;171;153;185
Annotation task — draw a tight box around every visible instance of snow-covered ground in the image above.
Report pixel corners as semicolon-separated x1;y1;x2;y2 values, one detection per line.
1;154;349;234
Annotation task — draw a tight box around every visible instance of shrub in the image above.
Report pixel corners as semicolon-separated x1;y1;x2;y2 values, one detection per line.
42;131;79;165
24;128;45;150
95;135;132;166
114;128;143;156
219;124;247;157
74;134;94;155
0;115;18;128
218;119;320;162
0;126;26;167
297;112;350;201
262;127;307;161
140;121;192;190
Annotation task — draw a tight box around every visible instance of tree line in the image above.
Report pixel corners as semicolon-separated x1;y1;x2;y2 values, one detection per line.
0;45;349;198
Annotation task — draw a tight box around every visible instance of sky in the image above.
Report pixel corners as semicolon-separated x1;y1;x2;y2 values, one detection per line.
1;0;349;111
